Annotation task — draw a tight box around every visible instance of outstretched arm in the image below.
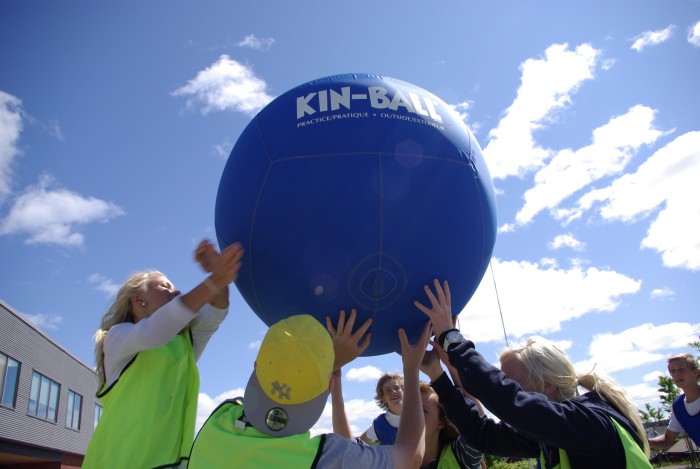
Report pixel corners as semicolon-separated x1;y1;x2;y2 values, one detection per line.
648;428;679;450
390;323;430;469
330;369;354;439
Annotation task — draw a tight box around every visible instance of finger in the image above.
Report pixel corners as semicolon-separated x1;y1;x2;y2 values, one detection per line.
344;308;357;336
398;328;409;348
418;321;432;347
423;284;439;307
326;316;337;335
336;309;347;333
231;241;243;253
353;316;373;338
434;278;446;305
443;280;451;306
414;300;433;316
357;333;372;354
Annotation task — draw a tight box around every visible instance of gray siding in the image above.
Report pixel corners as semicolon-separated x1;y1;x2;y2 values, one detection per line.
0;299;98;455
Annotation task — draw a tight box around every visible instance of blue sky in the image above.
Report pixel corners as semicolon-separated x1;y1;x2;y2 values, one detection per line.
1;1;699;435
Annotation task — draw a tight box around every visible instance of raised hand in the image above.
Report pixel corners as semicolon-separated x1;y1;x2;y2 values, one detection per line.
208;242;244;289
326;308;372;370
194;239;218;273
398;322;431;375
414;279;453;340
420;347;445;382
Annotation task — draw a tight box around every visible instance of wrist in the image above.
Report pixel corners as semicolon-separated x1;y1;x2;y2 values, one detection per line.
204;277;221;294
438;329;463;351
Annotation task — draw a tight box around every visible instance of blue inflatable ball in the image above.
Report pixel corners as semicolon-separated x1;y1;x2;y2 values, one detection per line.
216;73;496;356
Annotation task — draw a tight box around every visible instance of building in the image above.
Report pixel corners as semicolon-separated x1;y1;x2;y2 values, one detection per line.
0;299;99;468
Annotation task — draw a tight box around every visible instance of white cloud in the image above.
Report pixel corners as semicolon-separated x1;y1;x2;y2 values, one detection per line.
483;43;600;180
171;55;273;116
236;34;275;51
549;233;586;251
248;339;261;350
213;138;232;159
345;365;383;382
631;25;675;52
688;20;700;47
197;387;379;438
45;119;64;141
601;58;616;71
449;100;481;135
650;287;674;301
24;312;63;331
575;322;700;375
460;258;641;344
643;370;665;382
573;131;700;270
0;174;125;246
625;381;661;407
87;273;120;297
517;105;665;225
0;91;23;204
313;397;379;437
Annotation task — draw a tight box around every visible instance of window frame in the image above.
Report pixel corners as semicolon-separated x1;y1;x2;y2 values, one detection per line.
94;403;103;430
66;390;83;431
0;352;21;409
27;370;60;423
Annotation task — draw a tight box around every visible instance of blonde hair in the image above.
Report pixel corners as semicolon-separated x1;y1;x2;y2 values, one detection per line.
501;337;649;457
94;270;163;390
374;373;404;411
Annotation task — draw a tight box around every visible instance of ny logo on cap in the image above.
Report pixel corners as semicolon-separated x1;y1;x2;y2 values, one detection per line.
270;381;291;400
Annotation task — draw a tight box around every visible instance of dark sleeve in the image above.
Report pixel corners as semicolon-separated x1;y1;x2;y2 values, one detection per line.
452;436;485;469
444;340;624;457
431;371;539;459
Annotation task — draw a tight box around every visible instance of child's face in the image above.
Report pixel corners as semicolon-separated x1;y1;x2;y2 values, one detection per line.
668;360;700;390
381;379;403;414
421;392;444;442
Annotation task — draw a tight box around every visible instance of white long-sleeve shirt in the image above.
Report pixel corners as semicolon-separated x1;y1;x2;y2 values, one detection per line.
103;296;228;387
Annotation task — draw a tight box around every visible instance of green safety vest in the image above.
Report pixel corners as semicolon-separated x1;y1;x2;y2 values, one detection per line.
83;330;198;469
437;442;461;469
538;416;651;469
188;400;324;469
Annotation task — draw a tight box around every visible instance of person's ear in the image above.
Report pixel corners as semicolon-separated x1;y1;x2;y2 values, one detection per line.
543;382;557;400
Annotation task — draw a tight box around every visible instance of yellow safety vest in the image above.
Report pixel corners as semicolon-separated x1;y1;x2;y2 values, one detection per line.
83;331;198;468
437;442;461;469
188;400;324;469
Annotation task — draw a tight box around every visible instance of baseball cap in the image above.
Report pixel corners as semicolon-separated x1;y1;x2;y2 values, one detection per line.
244;314;335;437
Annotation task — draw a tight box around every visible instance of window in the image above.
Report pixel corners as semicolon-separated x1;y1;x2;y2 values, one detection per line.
66;390;82;430
94;403;103;429
0;352;20;408
27;371;60;422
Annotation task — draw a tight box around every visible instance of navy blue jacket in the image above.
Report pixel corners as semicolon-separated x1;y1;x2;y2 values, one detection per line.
432;340;645;469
